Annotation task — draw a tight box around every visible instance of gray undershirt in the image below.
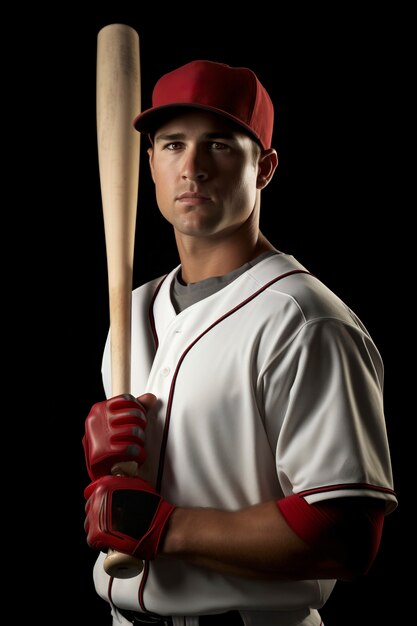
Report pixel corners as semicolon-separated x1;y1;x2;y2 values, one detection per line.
171;251;278;314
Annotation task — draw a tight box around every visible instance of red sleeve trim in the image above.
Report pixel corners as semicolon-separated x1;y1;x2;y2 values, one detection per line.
277;493;336;546
276;494;385;572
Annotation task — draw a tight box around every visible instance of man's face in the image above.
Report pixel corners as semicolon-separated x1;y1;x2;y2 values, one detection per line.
148;110;261;242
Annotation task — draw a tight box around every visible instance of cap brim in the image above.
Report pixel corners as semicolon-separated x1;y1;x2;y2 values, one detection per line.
133;103;263;147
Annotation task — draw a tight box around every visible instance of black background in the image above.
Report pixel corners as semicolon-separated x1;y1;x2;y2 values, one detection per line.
16;6;415;625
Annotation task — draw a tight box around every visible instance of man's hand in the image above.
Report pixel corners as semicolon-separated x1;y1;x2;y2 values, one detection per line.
84;475;176;560
82;393;157;480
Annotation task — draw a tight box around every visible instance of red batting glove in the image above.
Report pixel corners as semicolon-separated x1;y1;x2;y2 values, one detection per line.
82;394;149;480
84;475;176;561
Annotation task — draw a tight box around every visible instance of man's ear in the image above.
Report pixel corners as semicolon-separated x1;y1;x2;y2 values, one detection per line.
257;149;278;190
147;147;156;183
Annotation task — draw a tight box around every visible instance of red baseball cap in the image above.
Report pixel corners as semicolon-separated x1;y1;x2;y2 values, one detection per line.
133;60;274;150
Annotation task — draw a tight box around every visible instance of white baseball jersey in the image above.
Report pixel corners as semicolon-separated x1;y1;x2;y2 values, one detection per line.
92;252;397;625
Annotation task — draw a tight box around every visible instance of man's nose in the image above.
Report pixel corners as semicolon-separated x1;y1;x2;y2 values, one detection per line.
181;148;209;181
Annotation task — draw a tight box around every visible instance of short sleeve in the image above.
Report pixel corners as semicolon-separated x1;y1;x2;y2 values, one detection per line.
264;318;397;513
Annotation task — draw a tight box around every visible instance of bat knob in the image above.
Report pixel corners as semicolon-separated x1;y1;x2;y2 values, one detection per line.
111;460;140;477
103;549;144;578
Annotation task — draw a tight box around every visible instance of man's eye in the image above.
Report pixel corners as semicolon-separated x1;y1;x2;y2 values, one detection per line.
210;142;227;150
165;142;182;150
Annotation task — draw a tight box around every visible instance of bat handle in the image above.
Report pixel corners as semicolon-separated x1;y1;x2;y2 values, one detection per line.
102;461;144;578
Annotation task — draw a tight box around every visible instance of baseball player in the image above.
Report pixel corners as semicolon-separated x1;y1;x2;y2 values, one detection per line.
82;60;398;626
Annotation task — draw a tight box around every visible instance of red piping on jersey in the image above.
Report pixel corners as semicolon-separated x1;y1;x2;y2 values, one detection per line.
148;273;169;351
137;269;311;610
154;268;311;491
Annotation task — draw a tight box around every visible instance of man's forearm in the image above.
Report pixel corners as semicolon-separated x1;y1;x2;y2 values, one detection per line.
160;500;352;580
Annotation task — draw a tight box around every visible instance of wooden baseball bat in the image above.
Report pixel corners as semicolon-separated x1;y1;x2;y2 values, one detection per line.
96;23;143;579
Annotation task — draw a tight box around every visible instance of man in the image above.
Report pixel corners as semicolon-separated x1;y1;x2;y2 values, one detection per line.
83;60;397;625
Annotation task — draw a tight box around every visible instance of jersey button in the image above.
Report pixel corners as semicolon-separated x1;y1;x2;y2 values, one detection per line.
161;367;170;377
